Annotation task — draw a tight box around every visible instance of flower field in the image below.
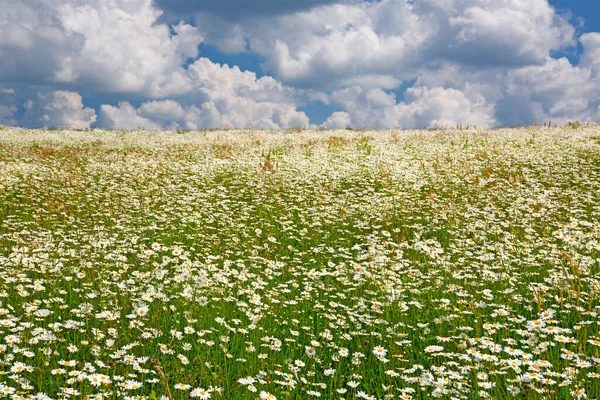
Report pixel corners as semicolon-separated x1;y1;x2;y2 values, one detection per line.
0;126;599;400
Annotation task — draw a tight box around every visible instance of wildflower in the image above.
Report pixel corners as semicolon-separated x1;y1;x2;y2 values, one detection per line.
507;386;520;395
134;306;148;317
198;297;209;306
0;386;15;396
174;383;191;390
571;388;587;399
372;346;387;357
88;374;103;387
190;388;211;399
177;354;189;365
424;345;444;353
124;380;142;390
237;377;255;385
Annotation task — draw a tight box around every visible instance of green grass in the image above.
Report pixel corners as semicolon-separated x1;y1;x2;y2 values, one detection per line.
0;126;599;399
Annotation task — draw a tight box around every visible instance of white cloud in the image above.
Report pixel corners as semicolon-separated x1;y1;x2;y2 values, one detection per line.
324;28;600;129
98;102;162;130
98;98;309;131
323;111;352;129
2;0;599;129
0;0;203;97
325;85;495;129
399;86;496;128
499;58;594;124
185;58;309;129
0;1;85;84
580;32;600;79
444;0;574;66
215;1;431;89
199;0;575;90
97;58;309;129
1;0;312;129
139;100;187;123
21;91;96;128
56;0;203;96
490;33;600;125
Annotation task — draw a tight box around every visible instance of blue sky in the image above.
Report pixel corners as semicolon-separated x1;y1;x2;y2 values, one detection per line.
552;0;600;32
550;0;600;64
1;0;599;129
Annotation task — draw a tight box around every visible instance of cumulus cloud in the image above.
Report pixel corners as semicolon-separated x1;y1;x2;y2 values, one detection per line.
499;58;595;125
56;0;203;96
138;100;187;124
442;0;574;67
192;0;596;129
184;58;309;129
98;102;162;130
1;0;312;129
398;86;495;128
323;29;600;129
0;0;203;97
21;91;96;129
324;86;495;129
97;58;309;130
580;32;600;80
323;111;352;129
197;1;429;88
197;0;575;90
0;1;85;85
98;98;308;130
156;0;341;22
2;0;599;129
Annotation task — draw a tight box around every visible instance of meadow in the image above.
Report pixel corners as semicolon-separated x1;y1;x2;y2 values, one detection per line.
0;126;599;400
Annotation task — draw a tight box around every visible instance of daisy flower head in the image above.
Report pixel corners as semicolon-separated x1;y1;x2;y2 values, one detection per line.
571;388;587;399
190;387;212;399
372;346;387;357
174;383;191;390
305;346;316;357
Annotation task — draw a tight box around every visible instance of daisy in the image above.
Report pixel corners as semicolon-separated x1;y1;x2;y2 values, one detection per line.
237;377;256;385
88;374;103;387
190;388;211;399
174;383;191;390
305;346;316;357
372;346;387;357
124;380;142;390
198;297;209;306
571;388;587;399
0;386;15;396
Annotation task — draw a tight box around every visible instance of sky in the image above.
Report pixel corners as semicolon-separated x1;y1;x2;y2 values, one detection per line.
0;0;599;130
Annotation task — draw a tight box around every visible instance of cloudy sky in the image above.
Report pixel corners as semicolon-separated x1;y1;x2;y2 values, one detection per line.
1;0;599;130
